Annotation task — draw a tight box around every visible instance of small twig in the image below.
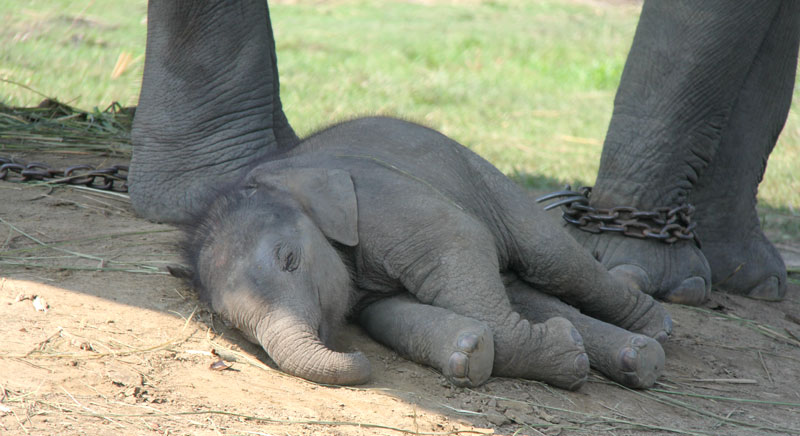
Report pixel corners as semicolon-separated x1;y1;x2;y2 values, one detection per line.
785;328;800;343
651;388;800;408
26;328;64;357
61;386;124;429
754;324;800;348
0;228;175;256
11;410;29;435
0;78;50;99
10;357;54;373
758;351;774;384
0;217;105;262
0;261;170;275
688;378;757;385
684;306;800;348
67;185;131;199
79;193;129;213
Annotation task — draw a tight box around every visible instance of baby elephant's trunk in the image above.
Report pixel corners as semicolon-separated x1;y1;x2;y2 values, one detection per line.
258;315;371;385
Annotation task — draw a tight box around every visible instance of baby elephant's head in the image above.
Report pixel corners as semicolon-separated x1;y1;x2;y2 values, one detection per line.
183;167;370;385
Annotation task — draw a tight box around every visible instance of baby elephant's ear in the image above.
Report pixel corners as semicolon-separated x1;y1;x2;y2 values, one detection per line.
278;168;359;246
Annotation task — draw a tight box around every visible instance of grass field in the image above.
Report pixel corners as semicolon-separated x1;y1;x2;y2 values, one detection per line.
1;0;798;217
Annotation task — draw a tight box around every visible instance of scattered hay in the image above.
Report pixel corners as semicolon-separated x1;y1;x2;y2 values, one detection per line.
0;218;174;275
685;306;800;349
0;89;132;157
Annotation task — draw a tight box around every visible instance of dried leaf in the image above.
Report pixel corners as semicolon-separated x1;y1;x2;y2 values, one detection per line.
32;296;49;312
210;359;231;371
111;51;134;79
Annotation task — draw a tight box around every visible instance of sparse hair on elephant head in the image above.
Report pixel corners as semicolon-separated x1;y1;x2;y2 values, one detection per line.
174;167;372;385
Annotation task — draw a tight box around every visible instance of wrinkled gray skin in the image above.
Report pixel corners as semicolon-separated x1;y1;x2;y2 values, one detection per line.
181;116;670;389
578;0;799;305
126;0;798;389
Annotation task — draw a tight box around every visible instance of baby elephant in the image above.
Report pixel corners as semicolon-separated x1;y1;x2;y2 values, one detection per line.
181;117;671;390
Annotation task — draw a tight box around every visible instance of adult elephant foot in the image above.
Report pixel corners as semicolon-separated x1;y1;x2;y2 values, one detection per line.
563;1;800;305
358;296;495;388
693;215;786;300
687;0;799;301
506;276;664;389
566;229;711;306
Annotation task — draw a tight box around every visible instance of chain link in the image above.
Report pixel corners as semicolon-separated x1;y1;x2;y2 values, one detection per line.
536;186;698;245
0;157;128;192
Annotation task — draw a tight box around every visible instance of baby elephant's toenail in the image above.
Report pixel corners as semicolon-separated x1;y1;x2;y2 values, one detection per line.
649;317;673;344
570;328;584;346
448;352;469;378
575;352;590;372
571;353;590;390
630;335;648;347
619;347;639;372
456;333;480;352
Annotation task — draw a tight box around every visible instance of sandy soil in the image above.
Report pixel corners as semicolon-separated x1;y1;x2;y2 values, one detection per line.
1;153;799;436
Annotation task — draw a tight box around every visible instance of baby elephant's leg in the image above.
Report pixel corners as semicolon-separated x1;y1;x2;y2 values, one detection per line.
358;295;494;387
397;229;589;389
501;197;672;341
505;276;665;389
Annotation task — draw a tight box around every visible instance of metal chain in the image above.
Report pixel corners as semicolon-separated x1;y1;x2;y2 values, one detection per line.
0;156;128;192
536;186;698;245
0;158;697;243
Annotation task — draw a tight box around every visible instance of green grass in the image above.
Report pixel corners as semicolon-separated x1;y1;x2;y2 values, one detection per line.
1;0;798;215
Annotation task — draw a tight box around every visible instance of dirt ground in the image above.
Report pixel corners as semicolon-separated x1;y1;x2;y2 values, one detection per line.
1;153;799;436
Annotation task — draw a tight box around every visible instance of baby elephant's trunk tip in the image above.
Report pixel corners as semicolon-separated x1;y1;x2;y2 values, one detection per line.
261;323;371;386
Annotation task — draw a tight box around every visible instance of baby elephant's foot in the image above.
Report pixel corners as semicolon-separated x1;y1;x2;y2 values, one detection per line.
496;317;589;391
601;334;665;389
537;317;590;390
358;296;494;388
504;280;664;388
442;327;494;387
614;293;674;344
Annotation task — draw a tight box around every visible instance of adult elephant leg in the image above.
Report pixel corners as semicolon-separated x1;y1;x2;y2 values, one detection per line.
358;295;494;387
504;275;664;389
690;1;800;300
572;1;784;304
130;0;298;223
